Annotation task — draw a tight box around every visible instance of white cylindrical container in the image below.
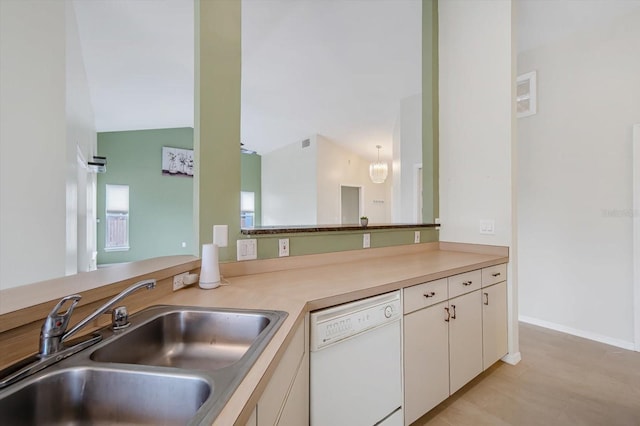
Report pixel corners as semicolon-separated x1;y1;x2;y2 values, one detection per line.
199;243;221;289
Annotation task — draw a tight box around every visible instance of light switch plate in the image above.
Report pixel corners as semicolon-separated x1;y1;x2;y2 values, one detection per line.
479;219;495;235
213;225;228;247
363;233;371;249
237;239;257;261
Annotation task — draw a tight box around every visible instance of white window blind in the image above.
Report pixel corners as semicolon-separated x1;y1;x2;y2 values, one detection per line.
241;191;255;228
105;184;129;251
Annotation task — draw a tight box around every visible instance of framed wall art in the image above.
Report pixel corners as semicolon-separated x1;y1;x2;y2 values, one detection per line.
162;146;194;177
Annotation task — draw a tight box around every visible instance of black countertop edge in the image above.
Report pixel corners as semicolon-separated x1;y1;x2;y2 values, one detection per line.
240;223;440;235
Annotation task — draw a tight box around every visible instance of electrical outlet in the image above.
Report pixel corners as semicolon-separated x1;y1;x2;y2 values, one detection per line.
414;231;421;244
363;233;371;249
278;238;289;257
173;272;189;291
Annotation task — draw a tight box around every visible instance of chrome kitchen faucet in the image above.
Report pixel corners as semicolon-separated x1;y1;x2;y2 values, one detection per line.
0;279;156;389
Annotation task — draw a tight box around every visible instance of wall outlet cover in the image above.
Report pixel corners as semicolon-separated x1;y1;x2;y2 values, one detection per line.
414;231;421;244
278;238;289;257
173;272;189;291
363;233;371;249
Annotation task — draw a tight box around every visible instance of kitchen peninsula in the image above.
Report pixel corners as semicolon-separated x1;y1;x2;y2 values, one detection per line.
0;241;509;425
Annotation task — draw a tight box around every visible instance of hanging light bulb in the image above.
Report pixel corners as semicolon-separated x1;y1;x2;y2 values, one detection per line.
369;145;388;184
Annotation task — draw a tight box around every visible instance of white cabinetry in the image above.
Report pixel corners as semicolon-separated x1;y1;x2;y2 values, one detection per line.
482;264;508;370
448;290;482;393
403;299;449;424
245;315;309;426
403;264;507;425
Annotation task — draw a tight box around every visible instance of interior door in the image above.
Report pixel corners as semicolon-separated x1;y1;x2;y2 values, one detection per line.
340;186;360;224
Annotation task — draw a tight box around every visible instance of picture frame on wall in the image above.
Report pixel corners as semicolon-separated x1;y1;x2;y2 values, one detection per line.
162;146;194;177
517;71;537;118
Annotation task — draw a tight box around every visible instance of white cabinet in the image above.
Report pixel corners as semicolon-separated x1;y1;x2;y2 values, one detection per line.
403;264;507;424
448;290;483;394
247;314;309;426
403;300;449;425
245;408;257;426
482;280;508;370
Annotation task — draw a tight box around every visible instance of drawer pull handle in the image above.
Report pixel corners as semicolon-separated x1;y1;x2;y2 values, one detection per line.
492;272;501;277
484;292;489;305
424;292;436;298
463;281;473;286
444;307;450;322
451;304;457;320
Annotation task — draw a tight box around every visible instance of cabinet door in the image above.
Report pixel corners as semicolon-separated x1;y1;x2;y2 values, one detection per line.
258;319;305;426
277;353;309;426
482;281;508;370
403;301;450;426
245;408;257;426
448;290;483;394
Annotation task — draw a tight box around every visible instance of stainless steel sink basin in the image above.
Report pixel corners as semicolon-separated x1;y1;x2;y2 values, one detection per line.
0;305;288;425
91;307;277;371
0;366;211;425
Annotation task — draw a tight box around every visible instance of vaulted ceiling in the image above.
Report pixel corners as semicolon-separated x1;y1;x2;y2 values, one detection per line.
73;0;640;163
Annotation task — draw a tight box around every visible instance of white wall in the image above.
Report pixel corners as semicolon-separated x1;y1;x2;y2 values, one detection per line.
518;8;640;349
0;0;67;290
317;135;391;224
66;2;98;274
0;1;98;291
392;93;422;223
439;1;514;246
261;137;318;226
439;0;518;361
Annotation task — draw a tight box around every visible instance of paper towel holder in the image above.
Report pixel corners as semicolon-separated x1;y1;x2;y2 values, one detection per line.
199;243;221;289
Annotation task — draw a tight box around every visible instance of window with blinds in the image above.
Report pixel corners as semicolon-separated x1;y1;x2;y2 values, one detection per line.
105;184;130;251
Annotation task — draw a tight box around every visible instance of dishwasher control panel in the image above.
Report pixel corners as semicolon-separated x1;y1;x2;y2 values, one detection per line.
310;290;401;351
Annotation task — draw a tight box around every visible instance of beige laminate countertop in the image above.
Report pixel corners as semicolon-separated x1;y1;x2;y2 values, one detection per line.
148;246;509;425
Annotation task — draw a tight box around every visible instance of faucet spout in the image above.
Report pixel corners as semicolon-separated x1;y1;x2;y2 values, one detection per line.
61;279;156;344
3;279;158;388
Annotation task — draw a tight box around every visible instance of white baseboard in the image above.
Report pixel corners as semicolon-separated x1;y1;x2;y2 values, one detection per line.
501;352;521;365
519;315;635;351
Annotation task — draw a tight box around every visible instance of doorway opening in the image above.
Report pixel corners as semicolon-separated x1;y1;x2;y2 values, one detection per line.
340;185;362;225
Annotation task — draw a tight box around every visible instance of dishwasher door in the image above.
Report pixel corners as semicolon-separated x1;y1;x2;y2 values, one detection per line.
310;319;402;425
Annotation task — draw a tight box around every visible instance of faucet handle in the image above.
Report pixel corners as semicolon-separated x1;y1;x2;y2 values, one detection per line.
42;295;82;338
111;306;130;330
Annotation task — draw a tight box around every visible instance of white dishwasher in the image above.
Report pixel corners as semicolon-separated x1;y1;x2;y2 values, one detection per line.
310;290;403;426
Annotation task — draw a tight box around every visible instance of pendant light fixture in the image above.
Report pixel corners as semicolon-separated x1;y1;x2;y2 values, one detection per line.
369;145;388;184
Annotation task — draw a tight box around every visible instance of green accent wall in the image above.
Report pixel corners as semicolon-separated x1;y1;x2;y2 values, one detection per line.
252;228;438;259
96;128;195;264
240;153;262;227
196;0;241;262
423;0;439;223
197;0;439;261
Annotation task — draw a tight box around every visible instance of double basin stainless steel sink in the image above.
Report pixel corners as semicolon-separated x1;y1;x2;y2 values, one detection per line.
0;305;287;425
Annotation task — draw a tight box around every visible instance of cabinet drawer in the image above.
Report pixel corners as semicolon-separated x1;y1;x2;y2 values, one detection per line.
403;279;448;314
448;270;481;298
482;263;507;287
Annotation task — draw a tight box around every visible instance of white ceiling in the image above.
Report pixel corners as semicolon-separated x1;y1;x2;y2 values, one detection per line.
241;0;421;161
72;0;420;162
73;0;640;162
73;0;194;133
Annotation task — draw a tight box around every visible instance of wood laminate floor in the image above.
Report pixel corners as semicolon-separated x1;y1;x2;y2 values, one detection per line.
414;322;640;426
